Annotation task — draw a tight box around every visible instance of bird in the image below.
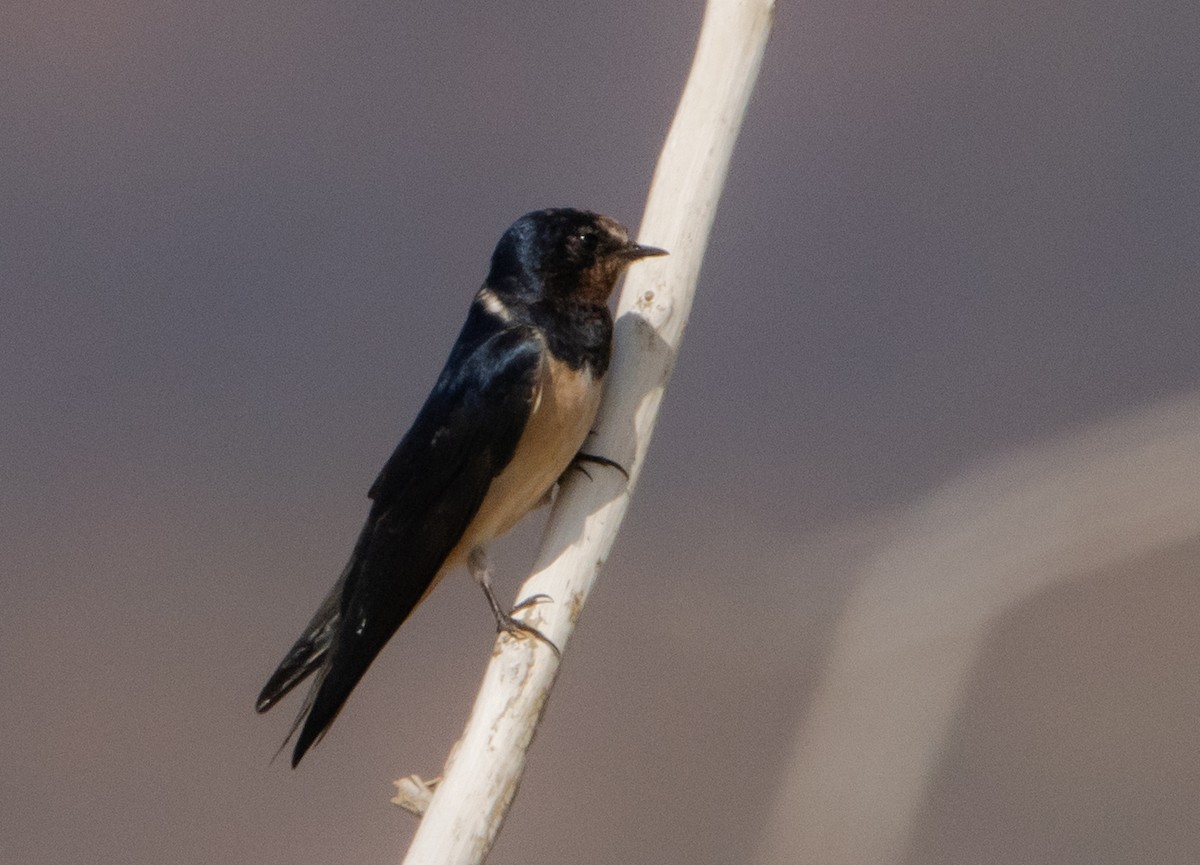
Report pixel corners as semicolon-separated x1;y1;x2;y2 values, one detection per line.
256;208;667;767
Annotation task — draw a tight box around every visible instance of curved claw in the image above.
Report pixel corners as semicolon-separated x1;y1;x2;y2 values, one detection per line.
512;593;553;613
574;452;630;481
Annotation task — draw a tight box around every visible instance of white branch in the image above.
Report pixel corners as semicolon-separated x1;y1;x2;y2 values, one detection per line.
398;1;774;861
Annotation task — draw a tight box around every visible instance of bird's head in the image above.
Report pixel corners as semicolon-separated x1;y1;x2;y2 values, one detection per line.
488;208;667;305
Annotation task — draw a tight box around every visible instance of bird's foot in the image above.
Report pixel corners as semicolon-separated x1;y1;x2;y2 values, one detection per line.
573;451;630;481
471;549;561;657
494;607;561;658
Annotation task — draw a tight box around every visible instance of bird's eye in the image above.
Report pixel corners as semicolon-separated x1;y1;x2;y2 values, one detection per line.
573;231;598;251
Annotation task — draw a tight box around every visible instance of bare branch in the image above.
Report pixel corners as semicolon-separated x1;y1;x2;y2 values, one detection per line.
398;1;775;861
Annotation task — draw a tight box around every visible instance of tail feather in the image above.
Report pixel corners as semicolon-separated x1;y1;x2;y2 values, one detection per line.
284;524;440;766
286;564;425;766
257;527;372;766
257;590;342;767
255;586;341;713
288;646;372;767
267;666;327;764
258;504;446;766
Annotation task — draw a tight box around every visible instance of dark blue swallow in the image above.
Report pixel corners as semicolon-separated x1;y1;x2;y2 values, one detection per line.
256;208;666;766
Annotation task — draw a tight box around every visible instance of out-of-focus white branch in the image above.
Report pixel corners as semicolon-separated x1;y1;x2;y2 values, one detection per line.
751;393;1200;865
397;1;774;861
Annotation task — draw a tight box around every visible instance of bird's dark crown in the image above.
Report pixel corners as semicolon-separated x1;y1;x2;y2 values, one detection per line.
487;208;664;306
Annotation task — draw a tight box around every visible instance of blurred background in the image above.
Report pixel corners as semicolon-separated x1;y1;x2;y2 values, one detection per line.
3;1;1199;863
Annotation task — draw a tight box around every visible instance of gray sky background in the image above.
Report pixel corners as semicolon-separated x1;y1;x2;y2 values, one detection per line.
3;1;1199;863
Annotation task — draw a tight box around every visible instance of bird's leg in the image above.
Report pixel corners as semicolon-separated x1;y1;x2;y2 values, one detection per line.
467;547;560;657
572;451;630;481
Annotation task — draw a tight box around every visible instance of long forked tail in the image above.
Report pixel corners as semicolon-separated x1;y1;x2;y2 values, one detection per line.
256;528;370;766
256;550;355;767
255;584;344;767
257;514;441;766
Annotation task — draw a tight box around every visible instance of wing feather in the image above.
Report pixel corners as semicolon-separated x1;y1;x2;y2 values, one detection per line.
258;298;544;765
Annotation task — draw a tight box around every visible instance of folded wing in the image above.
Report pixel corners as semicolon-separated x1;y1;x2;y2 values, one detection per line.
257;302;543;766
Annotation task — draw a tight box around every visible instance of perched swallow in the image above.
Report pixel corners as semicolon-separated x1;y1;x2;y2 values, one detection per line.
256;208;666;766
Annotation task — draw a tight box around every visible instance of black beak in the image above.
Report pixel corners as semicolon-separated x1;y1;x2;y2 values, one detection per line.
619;242;669;261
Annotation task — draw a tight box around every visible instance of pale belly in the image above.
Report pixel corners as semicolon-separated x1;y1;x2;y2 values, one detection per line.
445;353;602;568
